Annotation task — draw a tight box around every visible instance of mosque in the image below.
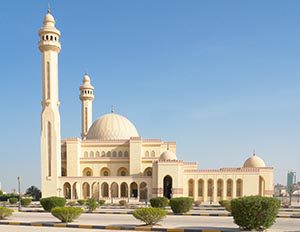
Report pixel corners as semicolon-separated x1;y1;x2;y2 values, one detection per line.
39;10;274;202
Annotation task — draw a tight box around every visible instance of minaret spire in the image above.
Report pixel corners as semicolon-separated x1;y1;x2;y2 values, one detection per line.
47;2;51;13
111;105;115;113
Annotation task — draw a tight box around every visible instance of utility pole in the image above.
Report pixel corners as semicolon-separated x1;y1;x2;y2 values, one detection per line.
17;176;21;211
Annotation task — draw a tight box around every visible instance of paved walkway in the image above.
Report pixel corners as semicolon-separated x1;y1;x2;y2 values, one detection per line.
1;212;300;231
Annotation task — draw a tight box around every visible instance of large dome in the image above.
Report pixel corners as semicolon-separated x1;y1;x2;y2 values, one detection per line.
243;154;266;168
86;113;139;140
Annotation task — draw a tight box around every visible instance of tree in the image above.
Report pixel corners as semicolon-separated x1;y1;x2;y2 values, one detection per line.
0;190;3;196
25;186;41;201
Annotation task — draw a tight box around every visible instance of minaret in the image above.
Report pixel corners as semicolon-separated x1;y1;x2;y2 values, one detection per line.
79;73;94;139
38;8;62;197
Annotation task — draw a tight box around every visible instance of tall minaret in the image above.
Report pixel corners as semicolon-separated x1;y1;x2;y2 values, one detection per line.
38;8;62;197
80;73;94;139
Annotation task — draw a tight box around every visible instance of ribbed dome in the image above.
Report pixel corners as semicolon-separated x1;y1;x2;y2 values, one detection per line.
159;150;177;161
86;113;139;140
243;154;266;168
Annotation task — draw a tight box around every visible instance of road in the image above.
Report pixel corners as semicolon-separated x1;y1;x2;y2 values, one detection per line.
1;212;300;231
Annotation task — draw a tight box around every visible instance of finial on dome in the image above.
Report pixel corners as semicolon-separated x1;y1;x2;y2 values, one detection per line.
253;149;256;156
111;105;115;113
167;143;169;150
47;2;51;13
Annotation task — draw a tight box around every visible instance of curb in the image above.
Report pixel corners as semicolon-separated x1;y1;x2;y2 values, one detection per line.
0;221;237;232
15;210;300;218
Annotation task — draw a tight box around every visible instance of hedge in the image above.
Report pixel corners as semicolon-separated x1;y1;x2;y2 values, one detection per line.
149;197;169;208
9;198;18;205
119;200;128;206
0;207;14;219
169;197;193;213
21;198;32;207
51;207;83;222
40;197;66;212
231;196;280;231
77;199;86;206
219;200;231;212
133;207;166;225
86;198;98;212
98;200;105;206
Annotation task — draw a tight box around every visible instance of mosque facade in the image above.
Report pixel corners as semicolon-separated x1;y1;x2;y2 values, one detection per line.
39;11;274;202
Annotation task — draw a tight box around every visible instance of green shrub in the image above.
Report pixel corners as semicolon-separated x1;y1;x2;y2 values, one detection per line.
0;190;3;196
219;200;231;212
40;197;66;212
86;198;98;212
119;200;128;206
98;200;105;206
9;198;18;205
21;198;32;207
77;199;86;206
133;207;166;225
169;197;193;214
51;207;83;222
149;197;169;208
0;194;19;202
231;196;280;231
0;207;14;219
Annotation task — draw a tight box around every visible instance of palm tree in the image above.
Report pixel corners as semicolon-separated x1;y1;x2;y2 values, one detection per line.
25;186;41;201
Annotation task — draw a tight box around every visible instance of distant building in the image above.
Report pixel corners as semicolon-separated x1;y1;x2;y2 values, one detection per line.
287;171;296;188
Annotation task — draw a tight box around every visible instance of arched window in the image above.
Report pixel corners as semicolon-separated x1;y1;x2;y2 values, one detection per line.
144;167;153;176
82;182;90;199
96;151;100;157
83;167;93;177
118;151;123;157
227;179;233;197
120;182;128;197
101;151;105;157
100;168;110;176
207;179;214;197
198;179;204;197
107;151;111;157
145;151;149;157
188;179;194;197
46;35;49;40
101;182;109;197
84;151;88;158
111;182;118;198
217;179;224;198
117;167;128;176
151;151;155;157
112;151;117;157
89;151;94;158
50;35;53;40
124;151;129;157
236;179;243;197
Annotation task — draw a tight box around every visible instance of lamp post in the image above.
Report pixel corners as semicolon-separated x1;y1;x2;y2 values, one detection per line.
57;188;62;197
17;176;21;211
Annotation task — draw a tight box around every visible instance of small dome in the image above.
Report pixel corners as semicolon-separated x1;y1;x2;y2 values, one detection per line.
243;154;266;168
86;113;139;140
159;150;177;161
83;74;91;83
43;13;55;26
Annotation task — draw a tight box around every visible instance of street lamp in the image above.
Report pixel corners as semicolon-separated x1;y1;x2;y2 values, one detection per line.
57;188;62;197
17;176;21;211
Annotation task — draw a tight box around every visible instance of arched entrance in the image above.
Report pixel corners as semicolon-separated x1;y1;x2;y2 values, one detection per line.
130;182;138;198
111;182;119;198
72;182;79;199
101;182;109;197
139;182;147;200
120;182;128;198
163;175;172;199
82;182;90;199
259;176;265;196
63;182;71;199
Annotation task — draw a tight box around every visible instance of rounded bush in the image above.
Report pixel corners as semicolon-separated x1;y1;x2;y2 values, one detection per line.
119;200;128;206
231;196;280;231
0;207;14;219
149;197;169;208
40;197;66;212
21;198;32;207
51;207;83;222
86;198;98;212
9;198;18;205
169;197;193;214
133;207;166;225
98;200;105;206
219;200;231;212
77;199;86;206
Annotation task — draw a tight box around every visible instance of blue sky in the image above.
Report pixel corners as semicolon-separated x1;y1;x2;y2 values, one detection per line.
0;0;299;192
